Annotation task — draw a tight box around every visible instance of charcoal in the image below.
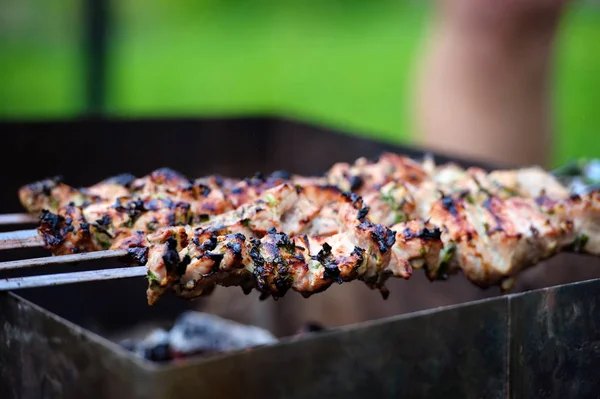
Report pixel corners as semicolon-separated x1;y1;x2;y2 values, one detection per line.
169;311;277;355
121;329;172;361
119;312;277;361
296;322;326;335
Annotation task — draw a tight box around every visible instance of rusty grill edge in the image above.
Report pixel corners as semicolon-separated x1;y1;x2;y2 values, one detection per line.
3;279;600;398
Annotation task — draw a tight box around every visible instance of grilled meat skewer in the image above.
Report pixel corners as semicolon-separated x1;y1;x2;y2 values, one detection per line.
424;191;600;289
27;163;599;304
19;168;289;216
141;188;441;305
23;151;571;261
27;150;564;243
16;148;599;307
24;152;566;216
29;154;426;255
27;152;591;301
138;182;599;305
36;176;301;255
39;183;344;256
35;158;573;259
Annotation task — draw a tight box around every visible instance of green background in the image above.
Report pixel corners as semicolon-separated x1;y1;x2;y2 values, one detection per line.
1;0;599;166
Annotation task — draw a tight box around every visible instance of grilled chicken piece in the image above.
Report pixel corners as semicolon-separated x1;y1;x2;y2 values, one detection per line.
38;182;344;256
140;186;600;305
19;169;189;214
542;191;600;256
19;176;91;215
423;190;600;288
35;156;574;258
39;194;224;255
20;151;571;219
361;181;417;226
325;153;428;195
38;206;103;254
488;166;570;199
20;168;262;215
138;184;354;302
406;163;572;221
19;153;428;214
143;189;441;305
83;173;137;201
420;155;569;199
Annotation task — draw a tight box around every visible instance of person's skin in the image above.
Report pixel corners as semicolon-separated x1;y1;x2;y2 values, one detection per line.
413;0;568;168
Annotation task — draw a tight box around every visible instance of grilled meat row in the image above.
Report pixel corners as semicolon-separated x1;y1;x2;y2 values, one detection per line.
36;176;596;305
28;154;424;254
27;152;568;257
140;185;441;305
137;181;599;305
22;152;596;305
19;168;288;216
35;160;557;257
20;152;569;218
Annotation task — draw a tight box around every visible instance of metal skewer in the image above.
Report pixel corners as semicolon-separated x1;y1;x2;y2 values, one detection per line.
0;213;37;225
0;266;148;291
0;229;43;250
0;249;128;271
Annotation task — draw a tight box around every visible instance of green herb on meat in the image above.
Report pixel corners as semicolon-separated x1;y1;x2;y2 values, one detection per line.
437;242;457;279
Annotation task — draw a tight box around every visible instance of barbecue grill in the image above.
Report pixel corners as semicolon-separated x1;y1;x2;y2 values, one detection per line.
1;117;599;398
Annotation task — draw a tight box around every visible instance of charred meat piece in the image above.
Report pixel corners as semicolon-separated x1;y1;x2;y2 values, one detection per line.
142;190;440;305
424;190;600;289
17;153;424;214
138;182;599;304
38;183;340;255
24;152;600;305
325;153;429;195
19;176;92;214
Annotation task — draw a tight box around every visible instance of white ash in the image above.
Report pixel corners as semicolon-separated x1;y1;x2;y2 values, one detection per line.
120;311;277;361
169;311;277;354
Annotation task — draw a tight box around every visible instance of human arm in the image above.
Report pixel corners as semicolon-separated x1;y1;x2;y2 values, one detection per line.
412;0;568;167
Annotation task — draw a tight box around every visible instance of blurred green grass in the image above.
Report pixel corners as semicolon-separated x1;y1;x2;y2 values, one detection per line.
0;1;599;166
107;0;427;143
554;5;600;165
